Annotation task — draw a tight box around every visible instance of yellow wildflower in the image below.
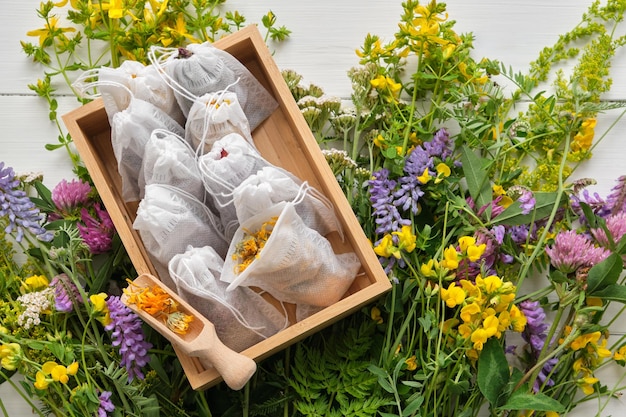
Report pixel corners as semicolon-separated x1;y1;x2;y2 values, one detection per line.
26;16;76;47
0;343;22;371
108;0;124;19
579;376;599;395
66;361;79;376
466;244;486;262
21;275;49;292
460;302;481;323
420;259;438;277
440;282;466;308
89;293;111;326
509;304;527;332
371;306;383;324
417;168;432;184
34;371;50;390
492;184;506;196
570;331;601;351
51;364;69;384
435;163;451;183
405;355;417;371
458;236;476;252
374;234;399;259
392;225;417;253
571;118;596;152
441;245;459;270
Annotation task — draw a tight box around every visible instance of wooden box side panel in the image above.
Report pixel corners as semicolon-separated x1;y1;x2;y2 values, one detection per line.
62;101;155;276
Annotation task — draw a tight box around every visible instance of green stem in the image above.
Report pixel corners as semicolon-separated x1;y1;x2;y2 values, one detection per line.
0;371;46;417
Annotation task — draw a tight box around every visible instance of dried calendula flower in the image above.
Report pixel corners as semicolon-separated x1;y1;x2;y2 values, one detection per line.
123;281;194;334
232;216;278;274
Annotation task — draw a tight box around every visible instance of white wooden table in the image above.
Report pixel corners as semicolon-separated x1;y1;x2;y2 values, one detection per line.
1;1;625;415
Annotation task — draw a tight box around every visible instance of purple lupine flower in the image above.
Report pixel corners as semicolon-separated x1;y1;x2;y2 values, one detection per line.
369;168;409;235
97;391;115;417
518;189;536;215
77;203;114;254
49;273;83;313
0;162;53;242
104;296;152;381
591;212;626;249
51;179;92;215
545;230;611;273
519;300;558;392
606;175;626;216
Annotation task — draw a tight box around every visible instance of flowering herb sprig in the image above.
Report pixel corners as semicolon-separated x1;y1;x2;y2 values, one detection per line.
21;0;289;177
0;168;201;416
283;1;626;416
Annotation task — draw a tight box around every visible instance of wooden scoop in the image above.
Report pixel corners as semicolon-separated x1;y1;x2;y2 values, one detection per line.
121;273;257;390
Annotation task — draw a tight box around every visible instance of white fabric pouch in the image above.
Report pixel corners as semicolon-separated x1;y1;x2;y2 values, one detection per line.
169;245;288;352
139;129;205;201
221;199;361;307
133;184;228;289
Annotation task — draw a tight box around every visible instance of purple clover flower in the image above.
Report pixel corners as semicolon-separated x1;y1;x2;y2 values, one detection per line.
591;212;626;249
519;300;558;392
545;230;610;273
0;162;52;242
97;391;115;417
49;273;83;313
104;296;152;381
51;179;92;216
77;203;114;254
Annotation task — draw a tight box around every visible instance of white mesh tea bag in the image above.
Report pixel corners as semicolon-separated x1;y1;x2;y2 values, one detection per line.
110;98;185;202
198;133;273;239
221;199;361;307
74;61;185;125
169;245;288;352
148;43;278;129
133;184;228;289
185;91;253;154
233;167;343;239
139;129;205;201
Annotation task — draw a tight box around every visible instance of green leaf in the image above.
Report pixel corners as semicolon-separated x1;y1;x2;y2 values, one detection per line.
477;338;509;406
460;145;491;209
587;253;624;293
402;395;424;416
501;391;565;413
590;284;626;303
493;192;561;226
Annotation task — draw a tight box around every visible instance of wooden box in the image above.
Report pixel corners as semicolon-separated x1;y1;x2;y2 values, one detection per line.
62;25;391;390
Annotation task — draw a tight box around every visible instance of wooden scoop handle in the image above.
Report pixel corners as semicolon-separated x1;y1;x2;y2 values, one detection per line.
123;274;257;390
185;322;257;391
